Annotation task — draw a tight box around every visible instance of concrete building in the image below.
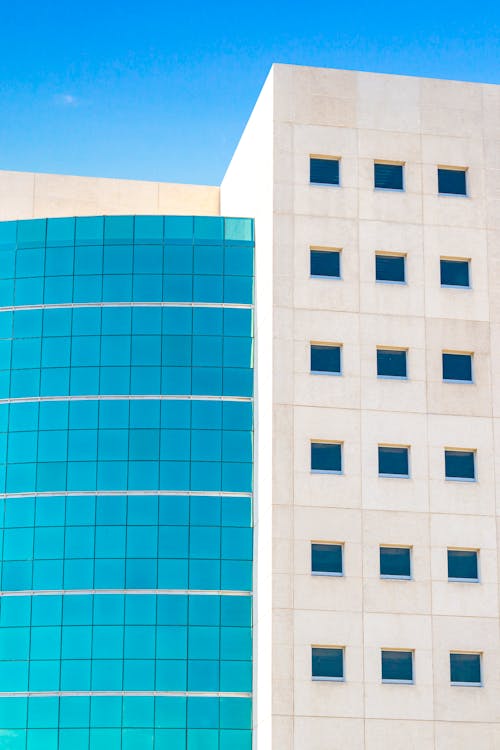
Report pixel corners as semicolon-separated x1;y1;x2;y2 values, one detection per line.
0;63;500;749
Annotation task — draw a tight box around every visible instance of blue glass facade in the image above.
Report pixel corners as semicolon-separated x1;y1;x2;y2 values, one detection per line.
0;216;254;749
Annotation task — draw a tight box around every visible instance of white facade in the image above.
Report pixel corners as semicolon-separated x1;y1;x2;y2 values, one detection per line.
221;64;500;748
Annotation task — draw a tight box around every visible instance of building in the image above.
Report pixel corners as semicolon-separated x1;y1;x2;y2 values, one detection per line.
0;63;500;749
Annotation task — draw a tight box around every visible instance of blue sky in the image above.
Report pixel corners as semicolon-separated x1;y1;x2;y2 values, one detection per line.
1;0;498;185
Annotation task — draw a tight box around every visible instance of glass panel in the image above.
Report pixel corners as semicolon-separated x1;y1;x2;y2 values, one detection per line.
381;650;413;682
311;442;342;473
450;653;481;684
442;353;472;382
438;168;467;195
440;259;470;287
311;647;343;679
380;547;411;578
374;163;404;190
377;349;407;378
310;158;340;186
310;249;341;278
311;543;343;575
375;254;405;283
448;549;478;580
445;450;475;480
310;345;341;374
378;446;409;477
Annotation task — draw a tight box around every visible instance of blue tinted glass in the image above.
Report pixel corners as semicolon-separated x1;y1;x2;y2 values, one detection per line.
448;549;478;580
438;168;467;196
311;442;342;472
312;647;343;679
450;653;481;684
378;446;409;476
310;158;340;185
380;547;411;577
310;250;340;278
311;543;343;574
374;163;403;190
377;349;407;378
376;254;405;283
440;259;470;287
445;450;475;480
442;353;472;382
311;345;341;374
382;650;413;682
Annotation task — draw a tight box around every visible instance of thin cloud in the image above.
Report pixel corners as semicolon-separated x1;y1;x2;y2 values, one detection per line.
54;93;79;107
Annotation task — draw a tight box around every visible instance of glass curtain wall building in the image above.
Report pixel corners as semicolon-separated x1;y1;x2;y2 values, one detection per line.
0;215;254;750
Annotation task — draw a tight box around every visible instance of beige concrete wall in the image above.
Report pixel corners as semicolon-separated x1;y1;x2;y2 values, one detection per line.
225;63;500;749
0;170;219;220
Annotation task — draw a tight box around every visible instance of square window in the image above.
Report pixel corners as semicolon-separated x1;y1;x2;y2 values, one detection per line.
448;549;479;581
450;653;481;685
311;543;343;576
374;162;404;190
375;254;405;283
380;546;411;579
438;168;467;196
310;248;341;278
381;650;413;683
377;348;407;378
442;352;473;382
445;450;475;481
440;258;470;288
311;442;342;474
310;344;341;375
378;446;409;478
312;647;344;681
310;157;340;186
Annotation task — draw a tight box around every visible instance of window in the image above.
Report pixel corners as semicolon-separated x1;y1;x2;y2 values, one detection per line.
375;253;406;284
448;549;479;582
381;650;414;683
310;157;340;186
380;546;412;579
374;162;404;191
442;352;473;383
450;653;482;686
378;446;409;478
438;167;467;196
377;348;407;379
310;248;341;279
445;450;476;481
440;258;470;288
311;442;342;474
312;543;343;576
311;344;342;375
312;646;344;681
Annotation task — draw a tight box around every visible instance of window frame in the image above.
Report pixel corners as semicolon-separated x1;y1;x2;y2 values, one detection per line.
438;166;468;197
379;545;413;580
309;246;342;280
444;448;477;482
450;651;483;687
311;541;344;577
311;645;345;682
447;548;480;583
375;252;407;285
374;160;405;192
376;347;408;380
381;649;415;685
311;440;343;475
442;350;474;384
309;155;341;188
440;256;471;289
378;444;410;479
310;341;343;377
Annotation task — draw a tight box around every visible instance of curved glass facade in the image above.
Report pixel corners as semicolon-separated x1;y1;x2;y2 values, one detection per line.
0;216;254;750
